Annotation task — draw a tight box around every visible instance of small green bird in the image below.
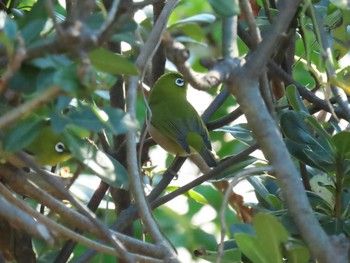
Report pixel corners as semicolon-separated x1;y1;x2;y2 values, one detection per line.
25;126;72;166
1;125;71;167
148;72;216;167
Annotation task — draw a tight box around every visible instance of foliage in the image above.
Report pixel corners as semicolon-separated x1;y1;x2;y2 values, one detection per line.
0;0;349;262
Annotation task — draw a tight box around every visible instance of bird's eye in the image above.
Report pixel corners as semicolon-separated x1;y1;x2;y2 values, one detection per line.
175;78;185;87
55;142;65;153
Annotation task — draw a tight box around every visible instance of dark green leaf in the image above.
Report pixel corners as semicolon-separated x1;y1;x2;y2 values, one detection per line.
247;176;277;209
60;104;138;134
305;116;334;149
306;191;334;215
303;147;335;171
21;19;46;45
210;156;257;181
18;0;47;26
36;69;55;91
215;124;255;145
9;64;39;93
29;55;71;69
285;85;309;113
53;64;81;93
285;139;334;172
229;223;255;236
208;0;240;17
332;131;350;159
280;111;315;144
110;32;138;46
2;117;45;152
4;16;18;41
88;48;139;75
64;133;129;189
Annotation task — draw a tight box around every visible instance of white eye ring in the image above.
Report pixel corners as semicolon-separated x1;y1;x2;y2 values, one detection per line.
175;78;185;87
55;142;65;153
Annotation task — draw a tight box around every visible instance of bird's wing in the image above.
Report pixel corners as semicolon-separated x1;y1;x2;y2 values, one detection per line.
150;101;211;153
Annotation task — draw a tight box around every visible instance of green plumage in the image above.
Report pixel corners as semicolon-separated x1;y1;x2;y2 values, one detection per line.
0;125;72;167
148;72;216;167
25;126;71;166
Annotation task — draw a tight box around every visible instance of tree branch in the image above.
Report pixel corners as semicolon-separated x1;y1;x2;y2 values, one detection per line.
244;1;302;75
125;0;180;261
228;70;339;262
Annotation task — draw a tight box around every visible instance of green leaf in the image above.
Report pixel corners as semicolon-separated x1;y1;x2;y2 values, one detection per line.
171;22;206;41
330;0;350;10
168;13;216;29
9;64;39;93
53;64;81;93
88;48;139;75
306;191;334;215
304;116;334;148
281;111;336;171
247;176;277;209
55;104;138;134
285;239;311;263
303;147;335;170
210;156;257;181
253;213;289;263
2;117;46;152
332;131;350;159
166;186;208;204
229;223;255;236
29;55;71;69
285;85;309;113
0;32;14;57
208;0;240;17
21;19;46;45
235;234;269;263
215;124;255;145
267;194;282;210
64;133;129;189
195;248;241;263
280;111;315;144
4;15;17;41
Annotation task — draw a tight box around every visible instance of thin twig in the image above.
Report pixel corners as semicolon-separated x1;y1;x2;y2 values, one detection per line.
0;183;123;257
0;86;61;130
112;144;257;233
306;2;350;121
126;0;180;260
45;0;63;35
244;0;302;75
151;144;258;208
222;15;239;58
0;187;53;243
239;0;262;48
216;166;274;263
13;152;133;261
99;0;120;34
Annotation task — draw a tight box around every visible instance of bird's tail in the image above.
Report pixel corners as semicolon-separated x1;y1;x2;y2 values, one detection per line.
199;149;217;168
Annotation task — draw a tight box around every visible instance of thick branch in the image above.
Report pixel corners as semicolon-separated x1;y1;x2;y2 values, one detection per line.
228;70;339;263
